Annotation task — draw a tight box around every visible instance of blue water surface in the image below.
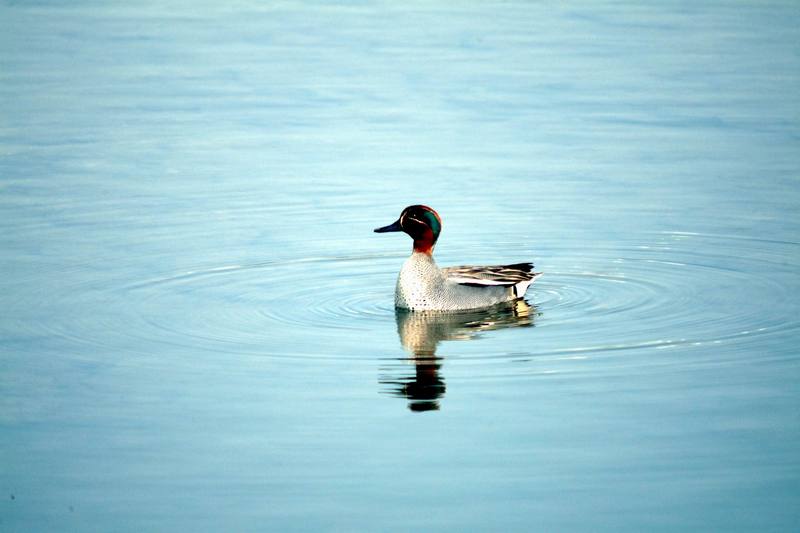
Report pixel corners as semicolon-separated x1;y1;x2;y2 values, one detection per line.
1;2;799;531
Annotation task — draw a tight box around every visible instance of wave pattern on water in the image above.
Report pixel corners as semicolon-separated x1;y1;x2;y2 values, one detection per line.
8;232;797;368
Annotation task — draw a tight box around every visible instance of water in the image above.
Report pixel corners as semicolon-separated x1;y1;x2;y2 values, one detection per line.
2;1;799;531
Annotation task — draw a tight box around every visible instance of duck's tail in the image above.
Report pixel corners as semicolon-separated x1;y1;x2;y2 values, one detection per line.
512;271;543;298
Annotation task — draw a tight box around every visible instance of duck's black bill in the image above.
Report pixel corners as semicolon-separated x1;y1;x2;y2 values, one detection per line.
374;219;402;233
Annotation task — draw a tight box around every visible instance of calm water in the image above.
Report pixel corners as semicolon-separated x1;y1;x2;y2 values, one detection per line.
2;2;799;531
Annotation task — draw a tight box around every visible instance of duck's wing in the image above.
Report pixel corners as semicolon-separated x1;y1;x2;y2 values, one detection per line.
442;262;542;288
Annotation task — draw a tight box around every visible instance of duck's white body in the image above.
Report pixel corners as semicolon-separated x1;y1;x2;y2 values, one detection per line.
395;252;540;311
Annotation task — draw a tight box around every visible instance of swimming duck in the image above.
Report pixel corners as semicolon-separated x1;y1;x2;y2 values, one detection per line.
374;205;542;311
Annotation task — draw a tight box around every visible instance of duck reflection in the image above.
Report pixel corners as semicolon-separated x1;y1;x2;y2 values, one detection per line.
381;299;537;412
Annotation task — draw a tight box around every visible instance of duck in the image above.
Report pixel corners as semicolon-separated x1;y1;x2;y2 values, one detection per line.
374;205;542;311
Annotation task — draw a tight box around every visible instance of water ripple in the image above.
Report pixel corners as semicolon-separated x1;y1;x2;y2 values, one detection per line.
8;232;798;365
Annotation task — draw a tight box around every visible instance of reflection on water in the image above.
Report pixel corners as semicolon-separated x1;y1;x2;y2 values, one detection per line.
382;355;445;412
382;299;537;411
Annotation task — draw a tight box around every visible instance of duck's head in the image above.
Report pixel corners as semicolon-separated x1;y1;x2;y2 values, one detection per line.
374;205;442;254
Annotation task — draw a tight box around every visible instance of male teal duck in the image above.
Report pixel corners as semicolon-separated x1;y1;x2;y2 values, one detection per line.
374;205;542;311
